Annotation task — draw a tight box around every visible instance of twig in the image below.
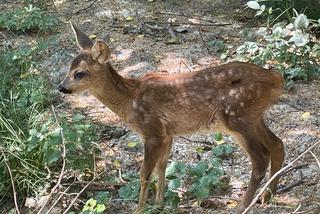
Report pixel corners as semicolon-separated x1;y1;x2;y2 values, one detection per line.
144;23;164;30
309;151;320;169
179;136;215;146
63;171;105;214
277;179;305;194
167;23;177;39
46;180;75;214
61;181;124;190
293;206;320;214
277;164;308;177
0;146;20;214
38;106;66;214
72;0;99;15
118;168;127;184
198;27;214;56
0;31;7;39
181;59;193;72
145;20;231;27
242;140;320;214
156;11;219;24
292;204;302;213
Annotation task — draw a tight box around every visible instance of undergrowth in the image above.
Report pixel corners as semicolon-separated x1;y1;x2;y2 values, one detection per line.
0;4;58;32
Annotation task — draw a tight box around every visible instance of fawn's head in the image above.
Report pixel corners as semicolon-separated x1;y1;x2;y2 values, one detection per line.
58;22;112;94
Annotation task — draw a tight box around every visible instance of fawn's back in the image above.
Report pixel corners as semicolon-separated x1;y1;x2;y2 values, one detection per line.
128;61;284;136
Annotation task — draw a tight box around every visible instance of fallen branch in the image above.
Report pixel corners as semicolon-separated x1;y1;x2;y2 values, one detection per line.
45;180;75;214
277;179;305;194
242;140;320;214
61;181;125;191
156;11;219;24
179;136;215;147
72;0;99;15
198;27;214;56
145;20;231;27
37;106;66;214
0;146;20;214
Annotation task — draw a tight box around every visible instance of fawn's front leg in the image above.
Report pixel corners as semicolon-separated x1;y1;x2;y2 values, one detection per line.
137;136;172;213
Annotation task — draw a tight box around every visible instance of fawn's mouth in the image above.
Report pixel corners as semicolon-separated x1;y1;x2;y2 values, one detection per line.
57;84;73;94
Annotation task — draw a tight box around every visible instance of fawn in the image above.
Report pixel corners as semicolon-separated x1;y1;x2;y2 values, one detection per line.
58;23;285;213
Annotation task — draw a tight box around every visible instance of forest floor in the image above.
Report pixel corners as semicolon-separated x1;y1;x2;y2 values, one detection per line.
3;0;320;213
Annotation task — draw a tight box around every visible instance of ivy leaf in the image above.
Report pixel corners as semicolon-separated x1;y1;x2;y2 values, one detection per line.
72;113;85;122
165;190;180;206
118;182;140;199
212;144;233;158
166;161;178;178
95;204;106;213
294;14;309;30
247;1;260;10
168;178;181;190
196;176;211;198
46;148;61;165
95;191;110;204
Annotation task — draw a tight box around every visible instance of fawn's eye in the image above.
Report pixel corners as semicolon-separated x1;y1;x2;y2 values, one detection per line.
74;71;87;80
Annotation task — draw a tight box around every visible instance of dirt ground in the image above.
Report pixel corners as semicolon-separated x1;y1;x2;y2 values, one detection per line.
3;0;320;213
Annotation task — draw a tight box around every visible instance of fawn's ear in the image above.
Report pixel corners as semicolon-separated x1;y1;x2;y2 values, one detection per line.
70;21;93;50
91;41;111;64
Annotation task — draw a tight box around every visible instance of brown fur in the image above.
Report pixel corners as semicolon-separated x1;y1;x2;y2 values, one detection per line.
58;23;285;214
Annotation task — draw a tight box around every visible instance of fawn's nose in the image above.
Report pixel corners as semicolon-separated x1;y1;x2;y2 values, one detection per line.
58;84;72;94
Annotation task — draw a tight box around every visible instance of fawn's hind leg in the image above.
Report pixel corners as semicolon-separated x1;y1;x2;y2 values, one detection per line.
225;117;270;214
259;120;285;203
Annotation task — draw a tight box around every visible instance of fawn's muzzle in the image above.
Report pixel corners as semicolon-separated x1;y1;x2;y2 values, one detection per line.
58;84;72;94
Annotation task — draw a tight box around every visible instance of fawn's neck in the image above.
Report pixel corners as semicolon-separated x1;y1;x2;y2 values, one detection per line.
90;63;135;119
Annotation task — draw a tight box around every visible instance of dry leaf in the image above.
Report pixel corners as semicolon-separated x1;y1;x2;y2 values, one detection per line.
301;111;310;120
89;34;97;39
216;139;225;145
25;197;36;208
227;199;238;208
126;16;134;21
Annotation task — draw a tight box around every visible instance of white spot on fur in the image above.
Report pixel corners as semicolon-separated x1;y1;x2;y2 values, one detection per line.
218;73;226;78
221;96;225;101
229;89;237;96
229;111;235;116
139;106;144;112
240;102;245;107
132;101;138;109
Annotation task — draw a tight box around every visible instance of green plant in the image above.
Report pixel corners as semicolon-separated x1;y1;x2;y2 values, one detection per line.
247;0;320;24
118;147;230;208
0;39;55;207
235;12;320;87
0;34;101;212
0;4;59;32
80;192;110;214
